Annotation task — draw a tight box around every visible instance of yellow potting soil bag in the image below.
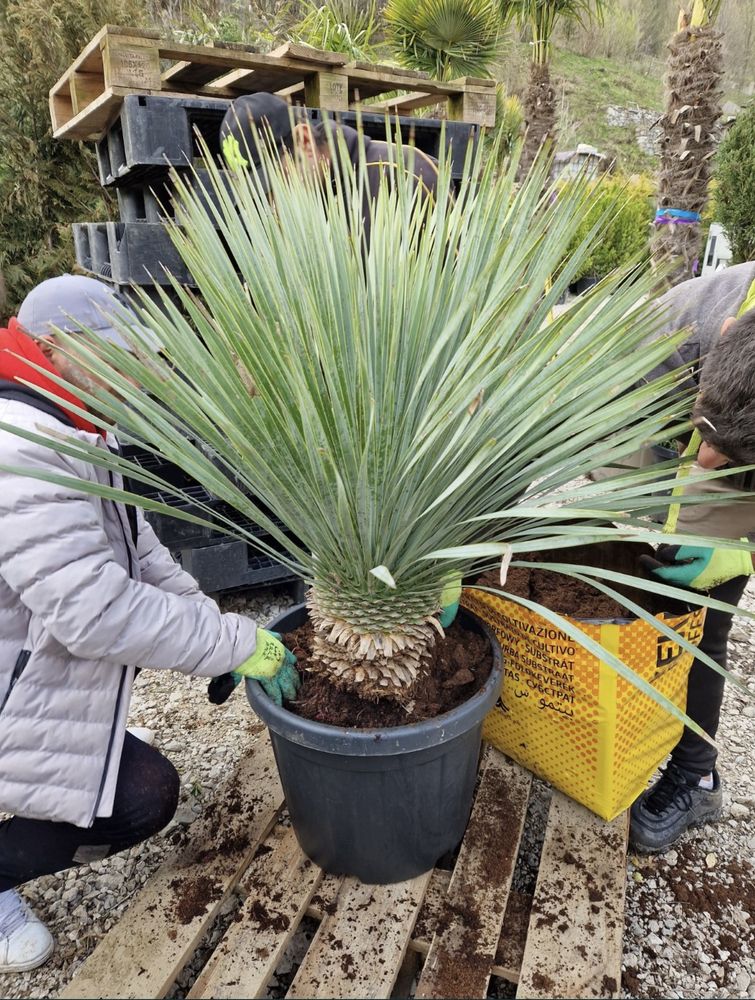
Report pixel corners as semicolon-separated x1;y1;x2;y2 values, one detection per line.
462;588;706;820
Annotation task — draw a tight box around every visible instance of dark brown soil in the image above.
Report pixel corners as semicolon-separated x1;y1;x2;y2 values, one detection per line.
473;541;676;621
669;844;755;922
284;619;493;729
426;762;523;998
247;899;290;932
170;874;221;925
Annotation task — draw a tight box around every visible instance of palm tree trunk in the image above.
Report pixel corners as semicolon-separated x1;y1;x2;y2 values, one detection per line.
651;21;723;287
519;60;557;179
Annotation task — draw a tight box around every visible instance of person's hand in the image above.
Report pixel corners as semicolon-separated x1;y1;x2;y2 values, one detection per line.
438;573;462;628
233;629;300;706
640;543;753;591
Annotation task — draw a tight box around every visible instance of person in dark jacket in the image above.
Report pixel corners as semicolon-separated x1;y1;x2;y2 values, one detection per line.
219;93;441;243
625;261;755;853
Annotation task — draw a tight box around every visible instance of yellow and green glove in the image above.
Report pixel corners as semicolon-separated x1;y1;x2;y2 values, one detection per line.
438;573;462;628
641;543;753;591
208;629;299;707
233;629;300;705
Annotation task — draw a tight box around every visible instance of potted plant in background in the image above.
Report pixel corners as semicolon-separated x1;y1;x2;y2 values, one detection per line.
2;137;750;883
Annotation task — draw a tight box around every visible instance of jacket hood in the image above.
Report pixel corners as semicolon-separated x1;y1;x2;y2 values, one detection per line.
0;318;97;433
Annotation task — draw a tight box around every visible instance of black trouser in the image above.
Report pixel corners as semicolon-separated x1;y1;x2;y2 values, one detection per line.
670;575;749;776
0;733;179;892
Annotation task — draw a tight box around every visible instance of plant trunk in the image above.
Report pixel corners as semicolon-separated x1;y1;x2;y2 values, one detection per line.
307;588;440;700
651;23;723;287
519;60;557;180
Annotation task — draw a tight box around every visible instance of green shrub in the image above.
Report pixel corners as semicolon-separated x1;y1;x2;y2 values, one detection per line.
565;174;654;281
484;88;523;164
294;0;382;61
714;103;755;265
0;0;147;317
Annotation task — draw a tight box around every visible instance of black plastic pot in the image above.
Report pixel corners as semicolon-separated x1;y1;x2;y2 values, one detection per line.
246;604;503;884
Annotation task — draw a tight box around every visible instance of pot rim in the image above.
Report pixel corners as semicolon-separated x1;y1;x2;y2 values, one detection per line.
246;604;503;756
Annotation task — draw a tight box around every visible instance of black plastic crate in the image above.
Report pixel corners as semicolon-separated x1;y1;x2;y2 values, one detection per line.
97;94;230;187
121;445;298;592
123;448;283;549
115;168;234;222
93;275;181;312
97;94;478;188
178;540;297;595
73;221;193;286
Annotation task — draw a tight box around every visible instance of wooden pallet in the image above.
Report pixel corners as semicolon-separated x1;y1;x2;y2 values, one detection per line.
60;735;628;1000
49;26;497;141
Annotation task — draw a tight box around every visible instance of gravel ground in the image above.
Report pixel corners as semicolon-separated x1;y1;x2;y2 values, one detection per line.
1;579;753;1000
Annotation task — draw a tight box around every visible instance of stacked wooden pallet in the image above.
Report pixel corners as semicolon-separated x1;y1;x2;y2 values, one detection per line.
60;736;628;999
49;25;497;142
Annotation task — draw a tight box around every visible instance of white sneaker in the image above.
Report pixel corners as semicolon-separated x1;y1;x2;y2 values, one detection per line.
126;726;156;746
0;891;54;973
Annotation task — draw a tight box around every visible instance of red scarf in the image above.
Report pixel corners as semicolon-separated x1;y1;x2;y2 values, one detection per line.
0;319;98;434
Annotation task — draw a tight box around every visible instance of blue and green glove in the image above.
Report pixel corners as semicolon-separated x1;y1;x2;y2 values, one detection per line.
641;543;753;591
438;573;463;628
208;629;299;707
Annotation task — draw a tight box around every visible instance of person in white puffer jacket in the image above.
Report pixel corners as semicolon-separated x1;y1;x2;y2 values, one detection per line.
0;275;299;973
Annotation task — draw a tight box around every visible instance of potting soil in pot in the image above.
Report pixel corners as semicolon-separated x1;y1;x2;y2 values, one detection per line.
283;619;494;728
463;540;706;820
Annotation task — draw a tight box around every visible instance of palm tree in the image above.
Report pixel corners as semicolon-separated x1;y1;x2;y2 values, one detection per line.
385;0;502;80
651;0;725;286
6;142;750;731
500;0;607;177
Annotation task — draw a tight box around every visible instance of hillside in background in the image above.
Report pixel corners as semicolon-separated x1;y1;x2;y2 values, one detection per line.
497;40;751;175
2;0;753;313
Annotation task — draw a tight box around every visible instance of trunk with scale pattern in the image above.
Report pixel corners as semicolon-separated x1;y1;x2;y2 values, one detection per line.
651;17;723;287
307;588;443;701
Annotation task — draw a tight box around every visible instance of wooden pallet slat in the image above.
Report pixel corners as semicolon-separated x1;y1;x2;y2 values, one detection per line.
494;888;533;983
411;870;532;984
56;730;631;1000
187;825;322;999
288;870;433;1000
59;735;284;1000
516;792;629;1000
414;748;532;1000
50;25;498;139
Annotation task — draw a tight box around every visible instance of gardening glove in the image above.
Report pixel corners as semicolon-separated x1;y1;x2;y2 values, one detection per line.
438;572;463;628
208;630;300;707
640;542;753;591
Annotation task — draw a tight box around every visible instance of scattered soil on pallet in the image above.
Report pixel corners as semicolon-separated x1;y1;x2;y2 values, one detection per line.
186;788;253;867
530;971;556;991
283;619;493;728
170;874;221;924
426;768;518;997
473;541;682;620
247;899;290;932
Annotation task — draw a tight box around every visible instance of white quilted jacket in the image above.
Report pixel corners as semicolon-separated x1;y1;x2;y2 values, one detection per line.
0;397;257;827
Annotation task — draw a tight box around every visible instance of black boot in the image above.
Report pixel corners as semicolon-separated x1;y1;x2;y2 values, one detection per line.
629;762;723;854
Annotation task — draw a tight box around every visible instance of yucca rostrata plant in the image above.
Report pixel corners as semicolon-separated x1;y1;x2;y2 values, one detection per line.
4;135;752;735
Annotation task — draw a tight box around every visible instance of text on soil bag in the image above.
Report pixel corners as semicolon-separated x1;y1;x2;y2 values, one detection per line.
495;611;577;718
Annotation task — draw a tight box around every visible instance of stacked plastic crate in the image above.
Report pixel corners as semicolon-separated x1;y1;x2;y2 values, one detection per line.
73;94;478;594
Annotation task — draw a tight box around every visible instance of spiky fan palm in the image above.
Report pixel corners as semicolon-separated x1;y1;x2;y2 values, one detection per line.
499;0;607;176
651;0;724;286
2;136;753;733
386;0;502;80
